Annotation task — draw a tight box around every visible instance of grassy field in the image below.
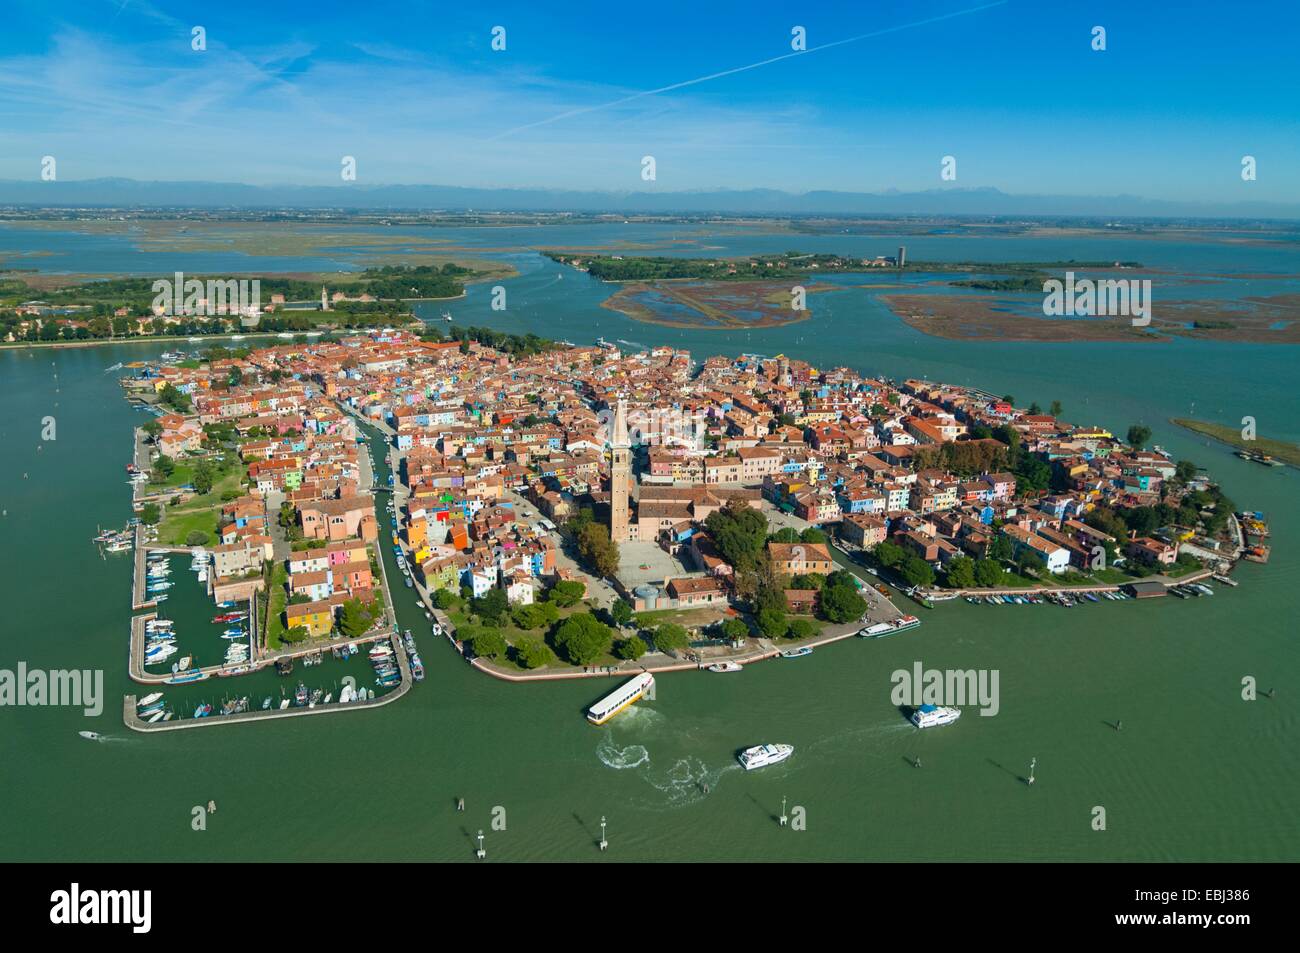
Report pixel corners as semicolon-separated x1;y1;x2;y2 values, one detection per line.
155;467;245;546
264;564;289;650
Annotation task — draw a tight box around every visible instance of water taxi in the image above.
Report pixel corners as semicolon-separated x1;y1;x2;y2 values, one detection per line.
858;615;922;638
738;743;794;771
586;672;655;725
911;704;961;729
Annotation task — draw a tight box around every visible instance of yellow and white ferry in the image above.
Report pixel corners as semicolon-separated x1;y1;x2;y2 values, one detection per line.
586;672;655;725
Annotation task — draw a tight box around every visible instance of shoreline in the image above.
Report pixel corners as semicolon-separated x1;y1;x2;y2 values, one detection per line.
1170;417;1300;468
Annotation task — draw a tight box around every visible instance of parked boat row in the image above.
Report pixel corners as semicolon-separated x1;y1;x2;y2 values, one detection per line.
136;692;173;723
400;630;425;682
962;589;1133;607
370;641;401;689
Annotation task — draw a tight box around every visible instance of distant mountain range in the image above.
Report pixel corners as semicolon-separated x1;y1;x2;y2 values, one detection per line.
0;178;1296;219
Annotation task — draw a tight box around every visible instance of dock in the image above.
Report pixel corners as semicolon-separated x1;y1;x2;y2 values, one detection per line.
123;629;411;731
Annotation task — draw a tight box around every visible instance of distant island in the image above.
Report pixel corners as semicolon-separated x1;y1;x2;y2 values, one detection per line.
1171;418;1300;468
0;263;503;345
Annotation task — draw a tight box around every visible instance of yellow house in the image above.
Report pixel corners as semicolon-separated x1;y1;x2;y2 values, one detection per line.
285;600;335;638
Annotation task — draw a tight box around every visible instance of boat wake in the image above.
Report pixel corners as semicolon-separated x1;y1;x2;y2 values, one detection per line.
596;735;650;771
616;339;649;352
595;727;740;808
641;757;737;808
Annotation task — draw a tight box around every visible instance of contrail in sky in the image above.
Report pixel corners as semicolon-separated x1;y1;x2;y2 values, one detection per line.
491;0;1008;140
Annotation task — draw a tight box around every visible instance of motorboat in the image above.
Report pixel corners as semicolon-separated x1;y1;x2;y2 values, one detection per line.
706;661;743;673
911;705;961;729
738;743;794;771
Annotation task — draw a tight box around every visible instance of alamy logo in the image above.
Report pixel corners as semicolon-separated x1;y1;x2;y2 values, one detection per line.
1042;271;1151;326
890;661;1000;716
50;884;151;933
151;271;261;322
597;406;704;450
0;663;102;715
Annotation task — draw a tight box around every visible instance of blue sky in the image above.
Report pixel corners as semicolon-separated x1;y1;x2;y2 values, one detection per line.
0;0;1297;203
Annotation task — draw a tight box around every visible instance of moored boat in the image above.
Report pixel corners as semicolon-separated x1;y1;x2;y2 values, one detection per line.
586;672;655;725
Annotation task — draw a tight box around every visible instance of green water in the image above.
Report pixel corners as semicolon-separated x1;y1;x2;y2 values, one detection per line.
1;226;1297;861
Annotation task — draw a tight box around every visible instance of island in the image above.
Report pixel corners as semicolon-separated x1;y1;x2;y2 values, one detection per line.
111;329;1260;728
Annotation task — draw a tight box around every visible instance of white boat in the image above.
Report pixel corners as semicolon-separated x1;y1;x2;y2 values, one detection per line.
137;692;163;707
706;661;743;673
78;730;102;741
279;699;290;710
910;705;961;729
738;743;794;771
339;684;356;704
586;672;655;725
146;709;167;723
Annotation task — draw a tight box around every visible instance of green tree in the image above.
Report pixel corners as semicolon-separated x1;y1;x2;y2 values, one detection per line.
140;502;161;525
944;555;977;589
819;580;867;623
899;555;936;589
720;618;750;642
471;629;508;661
610;599;633;627
756;607;787;639
151;453;176;482
547;579;586;607
142;419;162;440
704;499;769;574
553;612;614;665
515;638;554;669
650;623;689;654
989;533;1014;563
1174;460;1197;484
1126;424;1152;449
431;588;456;609
511;601;558;629
471;587;509;624
282;625;310;644
614;636;647;661
158;383;191;412
185;530;209;546
787;618;818;640
338;598;377;638
873;540;905;568
576;521;620;578
192;459;214;496
973;558;1005;588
